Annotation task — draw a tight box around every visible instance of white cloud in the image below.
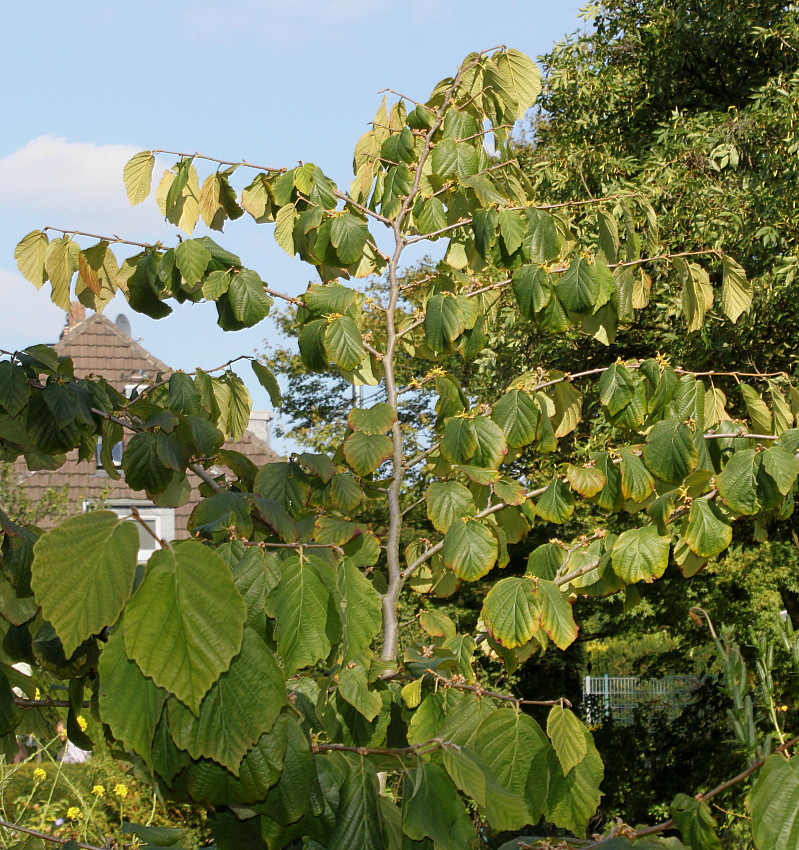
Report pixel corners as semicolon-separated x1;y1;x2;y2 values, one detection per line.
0;135;169;238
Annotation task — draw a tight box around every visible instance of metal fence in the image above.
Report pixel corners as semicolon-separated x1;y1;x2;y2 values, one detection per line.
583;675;701;725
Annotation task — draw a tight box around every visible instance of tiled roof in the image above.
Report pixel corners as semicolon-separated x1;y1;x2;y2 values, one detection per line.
13;310;280;531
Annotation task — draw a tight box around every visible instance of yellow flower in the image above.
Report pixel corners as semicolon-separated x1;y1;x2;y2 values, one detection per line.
77;715;88;732
34;688;41;701
33;768;46;783
66;807;83;820
91;784;105;797
113;783;128;798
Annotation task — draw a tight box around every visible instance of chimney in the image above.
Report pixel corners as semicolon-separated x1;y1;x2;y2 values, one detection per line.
247;411;273;447
60;302;87;340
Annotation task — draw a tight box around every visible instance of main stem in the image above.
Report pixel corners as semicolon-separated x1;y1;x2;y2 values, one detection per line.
378;68;465;665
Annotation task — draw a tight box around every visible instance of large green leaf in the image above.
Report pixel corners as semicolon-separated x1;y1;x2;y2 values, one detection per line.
523;210;561;263
721;256;752;323
0;362;30;418
251;361;282;409
175;239;212;284
748;754;799;850
337;666;382;721
98;627;166;763
325;316;365;371
535;479;574;524
266;556;338;676
544;728;603;833
481;577;539;648
513;264;552;317
441;417;477;464
442;519;498;581
474;708;549;806
403;762;474;850
331;213;369;265
123;541;246;713
683;499;732;558
471;415;508;468
556;257;598;314
599;363;638;416
489;48;542;118
254;462;312;516
123;151;155;205
227;270;272;327
491;389;540;447
716;449;759;515
425;294;466;353
32;511;138;656
426;481;476;532
612;526;671;584
343;432;393;476
14;230;49;287
619;448;655;502
336;557;382;663
537;580;578;650
347;402;396;435
212;373;252;441
327;754;386;850
547;705;587;775
643;420;698;484
167;628;286;772
670;793;722;850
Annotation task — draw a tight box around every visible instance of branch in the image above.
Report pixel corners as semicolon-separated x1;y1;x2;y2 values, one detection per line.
311;737;452;758
629;734;799;842
14;698;90;708
43;226;158;251
129;506;169;549
427;670;572;708
150;149;285;173
0;818;104;850
188;462;224;493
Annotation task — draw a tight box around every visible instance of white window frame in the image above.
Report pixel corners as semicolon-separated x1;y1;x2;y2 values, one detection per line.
84;500;174;562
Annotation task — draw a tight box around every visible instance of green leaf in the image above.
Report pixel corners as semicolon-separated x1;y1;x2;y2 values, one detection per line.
168;628;286;772
670;793;722;850
426;481;476;533
32;511;138;656
0;362;30;417
748;754;799;850
612;526;671;584
425;294;466;353
565;464;606;498
482;577;539;648
474;708;549;799
556;258;598;314
336;558;382;662
684;499;732;558
212;373;252;441
331;213;369;265
544;728;603;833
14;230;49;287
325;316;364;372
677;258;713;332
174;239;212;284
403;762;474;850
716;449;759;515
347;402;396;435
547;705;587;775
643;420;699;484
98;627;166;763
498;209;526;254
274;204;298;256
266;556;337;676
343;432;393;476
599;363;638;416
251;361;281;408
741;383;773;435
327;754;386;850
535;479;574;524
338;666;382;721
619;448;656;502
537;580;578;650
489;48;542;119
227;270;272;327
721;256;752;323
414;196;448;235
121;432;173;494
552;378;583;438
254;462;311;516
491;389;540;448
123;151;155;206
512;264;552;317
522;210;561;264
431;138;479;178
442;519;498;581
441;417;477;464
123;541;246;713
762;445;799;494
44;238;78;310
121;822;190;848
471;415;508;468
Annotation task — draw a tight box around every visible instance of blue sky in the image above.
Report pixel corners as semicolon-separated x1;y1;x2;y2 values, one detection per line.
0;0;587;453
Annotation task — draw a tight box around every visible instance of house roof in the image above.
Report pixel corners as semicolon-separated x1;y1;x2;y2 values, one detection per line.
13;308;280;530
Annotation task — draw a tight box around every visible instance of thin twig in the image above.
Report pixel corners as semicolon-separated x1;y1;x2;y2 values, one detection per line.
129;506;169;549
43;227;158;251
427;670;572;708
150;149;285;173
0;818;104;850
312;738;452;758
14;698;90;709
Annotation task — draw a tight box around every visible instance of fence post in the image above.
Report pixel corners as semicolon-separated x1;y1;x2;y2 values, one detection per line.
603;673;610;720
